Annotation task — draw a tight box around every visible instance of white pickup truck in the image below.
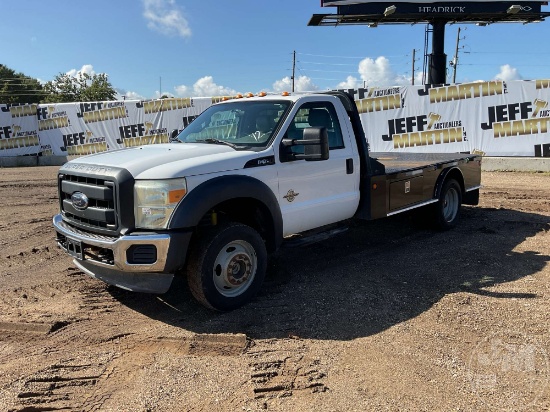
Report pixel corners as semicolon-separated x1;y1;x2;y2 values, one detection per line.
53;91;481;311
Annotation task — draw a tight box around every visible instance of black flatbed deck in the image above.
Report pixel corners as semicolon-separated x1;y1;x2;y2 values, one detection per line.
369;152;477;175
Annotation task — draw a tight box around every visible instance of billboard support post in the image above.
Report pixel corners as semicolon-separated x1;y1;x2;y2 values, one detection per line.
428;20;447;84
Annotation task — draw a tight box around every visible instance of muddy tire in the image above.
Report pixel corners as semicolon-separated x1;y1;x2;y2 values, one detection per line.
187;222;267;311
434;179;462;230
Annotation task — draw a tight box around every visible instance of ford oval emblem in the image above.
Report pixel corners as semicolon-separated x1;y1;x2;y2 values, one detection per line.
71;192;89;210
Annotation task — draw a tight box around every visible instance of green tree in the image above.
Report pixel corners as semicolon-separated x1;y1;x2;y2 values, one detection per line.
79;73;117;102
43;72;117;103
42;73;77;103
0;64;44;104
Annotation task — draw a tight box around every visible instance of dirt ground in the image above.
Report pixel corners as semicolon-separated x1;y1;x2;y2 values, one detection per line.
0;166;548;412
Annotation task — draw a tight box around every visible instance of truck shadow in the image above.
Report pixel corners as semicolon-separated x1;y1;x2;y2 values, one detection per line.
111;206;550;341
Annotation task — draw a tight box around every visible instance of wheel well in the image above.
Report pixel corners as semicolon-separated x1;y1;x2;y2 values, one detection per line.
195;198;277;253
437;167;465;198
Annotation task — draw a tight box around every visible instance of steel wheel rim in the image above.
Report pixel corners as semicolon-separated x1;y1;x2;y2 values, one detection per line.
212;240;257;297
443;187;459;222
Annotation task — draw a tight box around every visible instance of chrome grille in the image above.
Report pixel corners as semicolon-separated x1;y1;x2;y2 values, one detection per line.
59;173;118;232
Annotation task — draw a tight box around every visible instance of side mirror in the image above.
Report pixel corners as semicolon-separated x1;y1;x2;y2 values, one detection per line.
170;129;182;142
281;127;330;162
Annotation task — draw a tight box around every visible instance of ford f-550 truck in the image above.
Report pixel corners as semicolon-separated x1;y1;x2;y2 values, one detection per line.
53;91;481;311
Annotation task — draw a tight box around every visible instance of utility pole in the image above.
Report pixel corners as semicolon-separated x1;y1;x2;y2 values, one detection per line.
452;27;461;84
291;50;296;92
159;76;162;97
411;49;416;85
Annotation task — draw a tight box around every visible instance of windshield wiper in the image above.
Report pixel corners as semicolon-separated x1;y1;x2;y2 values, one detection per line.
199;138;250;150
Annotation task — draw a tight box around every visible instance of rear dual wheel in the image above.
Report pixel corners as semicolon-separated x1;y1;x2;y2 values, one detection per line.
187;222;267;311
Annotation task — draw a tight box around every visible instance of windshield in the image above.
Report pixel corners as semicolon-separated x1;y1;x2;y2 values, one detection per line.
175;100;291;149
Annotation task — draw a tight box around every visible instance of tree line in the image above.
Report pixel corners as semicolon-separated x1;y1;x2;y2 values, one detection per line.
0;64;117;104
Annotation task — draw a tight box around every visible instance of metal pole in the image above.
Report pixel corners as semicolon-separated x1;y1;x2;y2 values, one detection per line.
412;49;416;85
452;27;461;84
292;50;296;92
422;25;431;85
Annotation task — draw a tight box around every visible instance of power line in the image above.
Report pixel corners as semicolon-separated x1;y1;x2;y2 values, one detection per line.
307;77;349;81
1;84;43;87
300;69;360;74
297;52;411;59
300;61;361;67
297;52;369;59
459;63;550;67
0;90;45;93
464;51;549;55
0;78;42;81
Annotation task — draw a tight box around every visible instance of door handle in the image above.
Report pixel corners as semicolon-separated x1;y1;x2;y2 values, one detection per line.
346;158;354;174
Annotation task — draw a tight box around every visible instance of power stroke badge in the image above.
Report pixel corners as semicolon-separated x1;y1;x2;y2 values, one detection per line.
283;190;299;202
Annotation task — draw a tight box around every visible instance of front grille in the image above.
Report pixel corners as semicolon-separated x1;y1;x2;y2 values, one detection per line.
60;174;117;230
57;165;134;236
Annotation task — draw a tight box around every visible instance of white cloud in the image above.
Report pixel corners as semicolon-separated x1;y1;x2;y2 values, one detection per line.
494;64;522;82
337;75;361;90
174;84;190;96
143;0;191;38
358;56;392;86
272;75;319;92
175;76;237;97
272;77;290;93
336;56;418;89
115;88;146;101
66;64;96;77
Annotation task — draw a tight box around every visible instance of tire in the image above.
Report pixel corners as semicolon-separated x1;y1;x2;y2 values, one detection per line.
186;222;267;311
434;179;462;230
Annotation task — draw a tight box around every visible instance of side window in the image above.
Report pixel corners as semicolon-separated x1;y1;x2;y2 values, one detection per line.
287;102;345;150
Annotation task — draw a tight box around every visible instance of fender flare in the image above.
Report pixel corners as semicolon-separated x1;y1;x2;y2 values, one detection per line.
168;175;283;250
434;166;465;199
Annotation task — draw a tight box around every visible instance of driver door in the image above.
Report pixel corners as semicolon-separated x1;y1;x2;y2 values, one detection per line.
276;98;360;236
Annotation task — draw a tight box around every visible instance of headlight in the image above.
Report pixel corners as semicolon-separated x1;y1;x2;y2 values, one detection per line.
134;178;187;229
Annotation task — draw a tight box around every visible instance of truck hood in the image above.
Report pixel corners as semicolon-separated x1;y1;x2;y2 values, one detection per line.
63;143;262;179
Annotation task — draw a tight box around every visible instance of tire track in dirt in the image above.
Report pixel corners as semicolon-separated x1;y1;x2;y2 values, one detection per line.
5;330;249;411
247;340;328;403
56;334;247;411
13;358;113;411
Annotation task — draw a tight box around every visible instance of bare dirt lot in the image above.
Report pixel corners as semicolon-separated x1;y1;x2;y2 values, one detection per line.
0;166;549;412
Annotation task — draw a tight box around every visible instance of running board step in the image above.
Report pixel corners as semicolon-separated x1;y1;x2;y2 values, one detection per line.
282;226;349;248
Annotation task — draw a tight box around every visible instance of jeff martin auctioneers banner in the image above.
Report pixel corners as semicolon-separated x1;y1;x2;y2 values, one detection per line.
343;79;550;157
1;80;549;158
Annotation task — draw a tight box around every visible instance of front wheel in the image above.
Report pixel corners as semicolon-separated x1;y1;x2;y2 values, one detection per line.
186;222;267;311
434;179;462;230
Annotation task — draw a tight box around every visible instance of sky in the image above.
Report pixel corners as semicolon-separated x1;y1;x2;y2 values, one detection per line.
2;0;550;100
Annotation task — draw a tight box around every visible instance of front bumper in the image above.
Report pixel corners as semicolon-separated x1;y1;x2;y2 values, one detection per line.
53;214;191;293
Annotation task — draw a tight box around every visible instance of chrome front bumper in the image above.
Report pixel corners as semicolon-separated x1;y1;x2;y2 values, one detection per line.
53;214;189;293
